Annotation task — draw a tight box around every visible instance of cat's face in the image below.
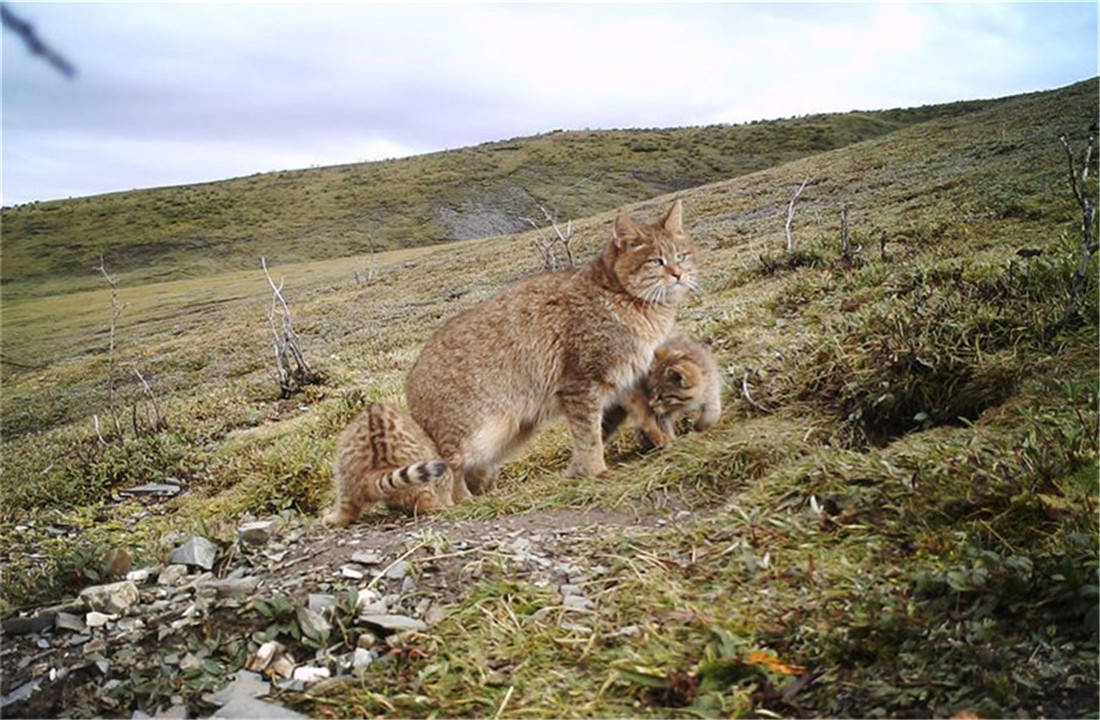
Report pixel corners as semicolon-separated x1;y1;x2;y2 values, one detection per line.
649;355;707;417
610;200;698;305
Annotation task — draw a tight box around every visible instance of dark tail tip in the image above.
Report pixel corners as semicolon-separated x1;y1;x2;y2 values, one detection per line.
424;460;448;478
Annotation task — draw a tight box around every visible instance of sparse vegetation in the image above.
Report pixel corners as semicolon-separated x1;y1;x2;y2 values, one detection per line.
0;79;1096;718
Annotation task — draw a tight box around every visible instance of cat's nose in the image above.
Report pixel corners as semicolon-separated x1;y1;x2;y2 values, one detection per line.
668;267;682;281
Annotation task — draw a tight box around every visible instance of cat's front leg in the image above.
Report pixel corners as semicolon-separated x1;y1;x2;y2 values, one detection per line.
560;390;609;478
619;387;672;449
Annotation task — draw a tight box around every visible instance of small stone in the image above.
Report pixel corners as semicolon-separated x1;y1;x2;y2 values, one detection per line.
359;614;427;633
36;637;50;649
559;584;583;597
238;520;278;546
246;641;285;672
119;482;181;498
79;580;140;613
357;601;388;616
179;652;201;671
424;605;447;626
308;594;337;615
84;638;107;654
352;648;372;672
0;680;41;713
356;588;380;608
356;631;378;649
1;615;55;635
213;695;307;719
606;624;641;638
169;536;218;570
156;703;187;719
291;665;330;683
202;577;261;598
126;567;157;584
296;606;331;641
116;617;146;633
563;595;595;611
340;565;364;580
264;550;287;563
269;656;295;679
85;611;113;628
157;565;188;586
55;612;86;633
350;550;383;565
211;669;270;704
68;634;91;646
384;560;410;580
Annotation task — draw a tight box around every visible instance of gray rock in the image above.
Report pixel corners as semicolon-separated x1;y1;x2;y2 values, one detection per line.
214;695;307;719
211;669;270;705
202;577;261;598
384;560;410;580
296;606;331;641
563;594;595;611
238;520;278;545
169;536;218;570
118;482;181;498
350;550;383;565
340;565;364;580
352;648;372;671
359;614;427;633
291;665;330;683
356;631;379;649
0;680;41;713
307;594;336;615
157;564;188;586
55;612;86;633
85;611;113;628
245;641;285;672
559;583;584;597
125;567;157;584
79;580;140;613
2;614;55;635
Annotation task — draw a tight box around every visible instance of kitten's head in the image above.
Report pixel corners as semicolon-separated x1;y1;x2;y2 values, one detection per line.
606;199;698;305
648;352;707;417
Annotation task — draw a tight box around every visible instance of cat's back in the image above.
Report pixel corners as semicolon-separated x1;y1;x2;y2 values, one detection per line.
337;402;437;469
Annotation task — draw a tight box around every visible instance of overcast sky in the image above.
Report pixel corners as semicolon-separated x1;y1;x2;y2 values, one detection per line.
2;2;1096;206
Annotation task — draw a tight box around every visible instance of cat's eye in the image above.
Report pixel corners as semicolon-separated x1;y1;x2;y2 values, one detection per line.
647;257;665;266
674;252;687;262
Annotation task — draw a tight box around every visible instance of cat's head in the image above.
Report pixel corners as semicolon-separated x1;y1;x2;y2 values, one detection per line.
648;351;707;417
606;199;698;305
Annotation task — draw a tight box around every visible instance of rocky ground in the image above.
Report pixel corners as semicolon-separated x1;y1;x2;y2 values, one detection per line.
1;504;684;718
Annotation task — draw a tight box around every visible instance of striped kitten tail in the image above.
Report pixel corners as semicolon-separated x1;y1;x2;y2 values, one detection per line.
379;460;449;493
324;458;449;526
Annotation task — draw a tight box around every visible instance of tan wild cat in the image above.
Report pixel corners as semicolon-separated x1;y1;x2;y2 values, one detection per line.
405;200;698;503
604;332;722;449
323;402;452;525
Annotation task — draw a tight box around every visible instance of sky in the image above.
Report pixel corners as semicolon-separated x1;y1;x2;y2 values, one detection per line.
2;2;1097;206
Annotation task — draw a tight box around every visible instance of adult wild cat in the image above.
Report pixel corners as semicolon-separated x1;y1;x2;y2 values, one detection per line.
406;200;697;504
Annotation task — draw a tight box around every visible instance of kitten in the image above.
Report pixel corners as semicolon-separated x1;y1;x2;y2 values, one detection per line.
323;402;453;526
405;200;698;503
603;332;722;450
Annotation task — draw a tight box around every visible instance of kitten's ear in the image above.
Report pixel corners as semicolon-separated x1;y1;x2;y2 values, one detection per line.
666;367;686;388
613;213;642;250
662;199;684;235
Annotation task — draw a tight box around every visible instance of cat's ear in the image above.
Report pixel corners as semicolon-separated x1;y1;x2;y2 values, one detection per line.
666;367;686;388
613;213;642;250
662;199;684;235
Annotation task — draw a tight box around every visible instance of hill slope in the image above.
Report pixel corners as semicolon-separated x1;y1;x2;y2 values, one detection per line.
0;78;1096;718
0;95;1002;299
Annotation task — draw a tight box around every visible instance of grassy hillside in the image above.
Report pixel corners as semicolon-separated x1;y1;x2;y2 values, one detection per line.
0;78;1096;718
0;96;1001;300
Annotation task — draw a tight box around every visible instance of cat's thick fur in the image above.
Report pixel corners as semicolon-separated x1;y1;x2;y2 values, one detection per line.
602;332;722;449
323;402;453;525
405;200;697;503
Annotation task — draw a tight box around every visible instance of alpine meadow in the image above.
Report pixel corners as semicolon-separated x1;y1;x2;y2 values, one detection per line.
0;78;1097;718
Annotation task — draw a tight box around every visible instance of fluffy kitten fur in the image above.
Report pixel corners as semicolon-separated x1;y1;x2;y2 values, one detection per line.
603;332;722;449
323;402;453;525
405;200;697;504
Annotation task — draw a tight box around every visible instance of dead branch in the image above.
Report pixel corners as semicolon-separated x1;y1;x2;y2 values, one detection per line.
785;177;811;253
521;216;557;271
840;202;851;267
1059;132;1098;297
94;255;124;438
538;204;576;268
1;4;76;78
132;367;167;433
261;256;322;398
741;369;773;414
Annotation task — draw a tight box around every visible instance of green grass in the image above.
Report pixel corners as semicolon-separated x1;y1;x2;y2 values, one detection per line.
0;78;1097;717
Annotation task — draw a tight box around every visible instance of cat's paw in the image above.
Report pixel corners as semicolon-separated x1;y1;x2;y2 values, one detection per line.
322;508;354;527
564;458;608;478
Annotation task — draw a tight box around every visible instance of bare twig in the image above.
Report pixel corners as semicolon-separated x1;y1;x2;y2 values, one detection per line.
1;4;76;78
741;369;773;414
840;202;851;267
93;415;106;446
261;256;321;398
539;205;576;268
785;177;811;253
133;367;166;432
1058;132;1098;297
94;255;124;438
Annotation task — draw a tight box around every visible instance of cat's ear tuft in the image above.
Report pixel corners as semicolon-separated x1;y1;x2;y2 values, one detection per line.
613;213;642;250
662;199;684;235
